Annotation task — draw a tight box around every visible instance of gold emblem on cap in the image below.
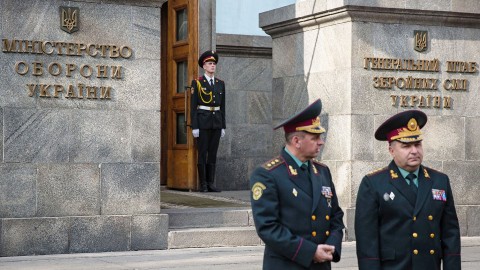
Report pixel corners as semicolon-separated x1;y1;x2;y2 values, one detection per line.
295;117;326;134
408;118;418;131
252;182;266;200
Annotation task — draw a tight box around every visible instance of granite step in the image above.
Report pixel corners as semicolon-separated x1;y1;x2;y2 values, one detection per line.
163;208;253;229
168;226;262;249
163;208;262;249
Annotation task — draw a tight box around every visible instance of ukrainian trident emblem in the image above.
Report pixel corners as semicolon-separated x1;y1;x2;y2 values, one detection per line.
60;7;79;34
414;30;427;52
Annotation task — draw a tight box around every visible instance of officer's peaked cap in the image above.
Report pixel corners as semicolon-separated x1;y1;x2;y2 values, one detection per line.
274;99;326;134
375;110;427;143
198;50;218;67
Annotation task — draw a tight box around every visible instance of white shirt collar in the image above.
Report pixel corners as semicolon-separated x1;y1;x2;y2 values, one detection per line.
204;74;215;82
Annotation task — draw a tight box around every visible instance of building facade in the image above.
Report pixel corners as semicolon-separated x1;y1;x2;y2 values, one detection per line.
1;0;479;256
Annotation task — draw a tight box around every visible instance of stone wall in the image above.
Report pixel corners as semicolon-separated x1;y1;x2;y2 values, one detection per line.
215;33;274;190
260;0;480;240
0;0;168;256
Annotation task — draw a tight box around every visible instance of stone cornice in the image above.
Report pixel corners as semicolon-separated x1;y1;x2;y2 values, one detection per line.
261;5;480;38
216;44;272;58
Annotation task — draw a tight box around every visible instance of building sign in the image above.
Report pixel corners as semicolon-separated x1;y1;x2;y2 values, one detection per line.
1;6;134;101
363;31;477;109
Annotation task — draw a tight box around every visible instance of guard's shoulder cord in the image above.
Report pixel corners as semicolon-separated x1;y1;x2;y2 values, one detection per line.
196;79;212;104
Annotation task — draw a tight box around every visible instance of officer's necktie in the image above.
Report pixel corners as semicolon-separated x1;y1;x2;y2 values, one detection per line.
406;173;418;195
210;79;214;87
301;163;309;177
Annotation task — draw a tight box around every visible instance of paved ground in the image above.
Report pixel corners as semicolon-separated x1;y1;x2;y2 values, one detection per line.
3;191;478;269
1;237;479;270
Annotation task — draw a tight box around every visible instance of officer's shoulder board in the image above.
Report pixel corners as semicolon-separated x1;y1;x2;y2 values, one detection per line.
262;156;283;170
312;158;327;167
367;166;388;176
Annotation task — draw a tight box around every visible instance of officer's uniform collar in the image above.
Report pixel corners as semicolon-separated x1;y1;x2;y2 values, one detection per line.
284;147;308;168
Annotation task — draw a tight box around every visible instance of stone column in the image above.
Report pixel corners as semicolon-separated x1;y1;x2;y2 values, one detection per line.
260;0;480;240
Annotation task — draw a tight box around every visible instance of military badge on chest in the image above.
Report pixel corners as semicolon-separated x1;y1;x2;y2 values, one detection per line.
322;186;333;207
383;192;395;201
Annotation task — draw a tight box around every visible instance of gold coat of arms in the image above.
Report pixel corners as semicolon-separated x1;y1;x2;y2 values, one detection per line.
414;30;427;52
60;7;79;34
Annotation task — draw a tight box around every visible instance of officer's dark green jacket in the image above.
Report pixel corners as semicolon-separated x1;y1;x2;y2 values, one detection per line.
250;149;345;270
355;161;461;270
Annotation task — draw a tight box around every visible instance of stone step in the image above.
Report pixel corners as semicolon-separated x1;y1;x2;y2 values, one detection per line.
163;208;253;229
168;227;262;249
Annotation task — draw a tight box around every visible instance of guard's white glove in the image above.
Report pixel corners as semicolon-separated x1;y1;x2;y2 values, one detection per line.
192;129;199;138
221;129;225;138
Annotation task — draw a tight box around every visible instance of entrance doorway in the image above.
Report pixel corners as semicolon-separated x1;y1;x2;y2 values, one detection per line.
160;0;199;190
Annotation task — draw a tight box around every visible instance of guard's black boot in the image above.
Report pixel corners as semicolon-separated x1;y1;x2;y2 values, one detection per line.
197;164;208;192
206;164;221;192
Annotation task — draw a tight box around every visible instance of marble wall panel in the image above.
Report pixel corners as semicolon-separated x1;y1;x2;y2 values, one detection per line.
69;215;131;253
216;57;272;92
452;0;480;14
123;59;161;111
329;161;353;208
131;214;168;250
456;205;468;237
230;125;272;158
0;164;37;218
0;109;2;162
216;157;250;191
4;108;72;162
0;217;69;256
248;92;272;125
321;114;351;161
101;163;160;215
131;110;160;162
422;115;465;161
198;0;214;54
129;6;161;60
37;164;100;217
224;89;247;126
70;110;132;163
351;114;375;161
443;161;480;206
306;71;351;115
467;206;480;236
466;117;480;160
272;34;305;78
302;23;352;74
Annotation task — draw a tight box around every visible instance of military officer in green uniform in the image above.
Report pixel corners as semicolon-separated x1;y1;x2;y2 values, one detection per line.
355;110;461;270
190;50;225;192
250;99;345;270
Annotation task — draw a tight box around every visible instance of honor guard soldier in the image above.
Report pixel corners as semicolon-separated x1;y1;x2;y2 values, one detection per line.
190;50;225;192
250;99;345;270
355;110;461;270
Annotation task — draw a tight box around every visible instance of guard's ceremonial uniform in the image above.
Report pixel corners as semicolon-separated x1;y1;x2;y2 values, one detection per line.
355;110;461;270
191;50;225;192
250;100;345;270
190;75;225;131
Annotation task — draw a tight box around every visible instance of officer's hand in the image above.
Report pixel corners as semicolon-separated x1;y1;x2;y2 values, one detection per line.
313;244;334;263
221;129;225;138
192;129;199;138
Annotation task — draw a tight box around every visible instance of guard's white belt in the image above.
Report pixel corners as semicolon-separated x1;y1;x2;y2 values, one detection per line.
198;105;220;111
